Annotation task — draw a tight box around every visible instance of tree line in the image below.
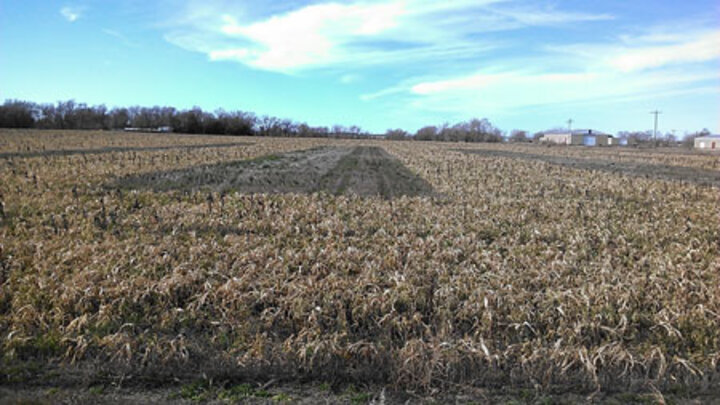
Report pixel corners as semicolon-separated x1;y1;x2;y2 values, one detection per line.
0;99;711;145
0;99;372;138
384;118;504;143
0;99;509;143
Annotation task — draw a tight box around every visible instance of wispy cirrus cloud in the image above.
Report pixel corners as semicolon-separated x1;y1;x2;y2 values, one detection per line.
360;23;720;119
158;1;717;131
163;0;613;73
60;6;84;22
400;68;717;112
611;33;720;72
339;74;361;84
550;29;720;72
102;29;140;47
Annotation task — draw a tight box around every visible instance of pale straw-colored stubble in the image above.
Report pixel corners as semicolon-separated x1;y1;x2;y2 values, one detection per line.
0;130;717;392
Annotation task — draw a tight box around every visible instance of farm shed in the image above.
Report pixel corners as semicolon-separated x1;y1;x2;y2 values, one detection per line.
540;129;614;146
595;134;615;146
540;132;584;145
694;135;720;150
124;126;173;133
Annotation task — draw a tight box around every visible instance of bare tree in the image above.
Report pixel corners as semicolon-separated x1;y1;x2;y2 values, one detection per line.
509;129;529;143
0;100;35;128
386;128;409;140
415;126;437;141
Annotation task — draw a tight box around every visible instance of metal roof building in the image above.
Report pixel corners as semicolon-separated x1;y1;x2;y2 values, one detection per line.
694;135;720;151
540;129;615;146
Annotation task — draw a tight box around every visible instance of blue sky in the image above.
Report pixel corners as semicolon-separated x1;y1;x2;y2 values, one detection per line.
1;0;718;135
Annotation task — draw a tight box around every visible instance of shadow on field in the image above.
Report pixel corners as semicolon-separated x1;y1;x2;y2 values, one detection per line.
110;146;434;199
458;148;720;186
0;142;252;159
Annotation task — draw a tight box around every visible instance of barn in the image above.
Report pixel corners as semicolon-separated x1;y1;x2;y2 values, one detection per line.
694;135;720;151
540;129;614;146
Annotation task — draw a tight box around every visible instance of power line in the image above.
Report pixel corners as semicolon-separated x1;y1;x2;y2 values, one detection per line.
650;110;661;141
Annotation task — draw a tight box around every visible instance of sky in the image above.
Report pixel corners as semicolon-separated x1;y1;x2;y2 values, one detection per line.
1;0;719;135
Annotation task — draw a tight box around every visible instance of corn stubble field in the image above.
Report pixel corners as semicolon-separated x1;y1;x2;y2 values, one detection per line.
1;129;719;401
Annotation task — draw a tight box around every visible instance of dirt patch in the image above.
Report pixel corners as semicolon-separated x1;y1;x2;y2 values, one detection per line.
317;146;434;198
112;146;434;198
0;142;252;159
458;148;720;186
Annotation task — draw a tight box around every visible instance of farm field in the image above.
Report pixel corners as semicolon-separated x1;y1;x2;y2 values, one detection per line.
1;129;719;403
456;148;720;186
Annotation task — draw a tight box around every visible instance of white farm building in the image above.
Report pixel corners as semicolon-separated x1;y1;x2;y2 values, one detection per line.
694;135;720;151
540;129;615;146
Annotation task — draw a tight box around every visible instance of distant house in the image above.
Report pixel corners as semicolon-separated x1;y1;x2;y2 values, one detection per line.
694;135;720;151
124;126;173;133
540;129;615;146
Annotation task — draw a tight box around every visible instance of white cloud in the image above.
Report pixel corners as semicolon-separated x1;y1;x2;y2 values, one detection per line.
360;84;408;101
102;29;139;47
609;30;720;72
377;26;716;118
411;72;516;95
160;1;718;129
164;0;613;72
209;48;250;61
487;7;612;26
215;3;404;70
365;61;717;120
60;6;82;22
340;74;361;84
550;29;720;73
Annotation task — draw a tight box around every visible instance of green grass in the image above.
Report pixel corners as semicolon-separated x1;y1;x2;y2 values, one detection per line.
218;383;272;400
350;391;372;404
176;381;280;402
343;384;372;404
249;154;281;165
178;381;211;402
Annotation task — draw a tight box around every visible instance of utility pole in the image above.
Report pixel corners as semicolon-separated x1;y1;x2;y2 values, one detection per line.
567;119;573;133
650;110;661;141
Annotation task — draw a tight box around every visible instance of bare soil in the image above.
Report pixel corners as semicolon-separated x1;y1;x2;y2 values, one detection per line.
113;146;434;198
316;146;434;198
0;142;252;159
458;148;720;186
